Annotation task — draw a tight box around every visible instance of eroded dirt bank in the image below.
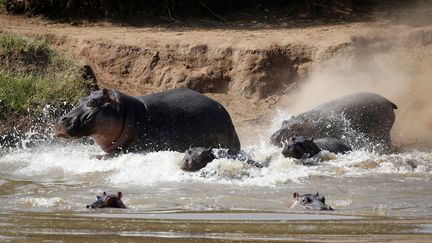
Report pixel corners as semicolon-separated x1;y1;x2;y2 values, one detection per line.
0;16;370;124
1;14;431;146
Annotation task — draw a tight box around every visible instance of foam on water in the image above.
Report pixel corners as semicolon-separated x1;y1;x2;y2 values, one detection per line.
1;139;431;188
20;197;66;208
0;109;430;188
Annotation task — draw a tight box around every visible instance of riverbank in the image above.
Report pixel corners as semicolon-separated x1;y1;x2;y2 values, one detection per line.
1;11;432;147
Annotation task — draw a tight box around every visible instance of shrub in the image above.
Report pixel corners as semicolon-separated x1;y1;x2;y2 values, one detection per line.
0;33;88;114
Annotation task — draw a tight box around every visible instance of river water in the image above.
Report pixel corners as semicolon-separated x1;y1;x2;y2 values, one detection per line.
0;114;431;242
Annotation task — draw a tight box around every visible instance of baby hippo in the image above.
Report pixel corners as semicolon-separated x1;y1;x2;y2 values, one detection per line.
282;135;351;159
180;147;264;172
291;192;334;210
181;147;216;172
86;192;126;209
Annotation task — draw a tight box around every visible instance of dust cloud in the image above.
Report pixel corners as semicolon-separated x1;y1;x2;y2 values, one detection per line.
279;3;432;147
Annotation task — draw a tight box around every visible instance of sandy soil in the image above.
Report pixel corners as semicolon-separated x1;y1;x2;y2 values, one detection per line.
1;12;431;146
0;15;379;116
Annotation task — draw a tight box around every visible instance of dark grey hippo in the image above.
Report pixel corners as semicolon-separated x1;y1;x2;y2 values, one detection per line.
55;88;240;154
282;136;352;159
86;192;126;209
180;147;264;172
271;92;397;151
181;147;216;172
290;192;333;211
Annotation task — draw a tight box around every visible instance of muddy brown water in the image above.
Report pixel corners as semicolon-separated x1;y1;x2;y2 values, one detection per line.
0;123;431;242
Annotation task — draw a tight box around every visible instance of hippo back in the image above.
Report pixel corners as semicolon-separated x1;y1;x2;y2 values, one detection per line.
134;88;240;153
271;92;397;151
313;138;352;154
311;92;397;136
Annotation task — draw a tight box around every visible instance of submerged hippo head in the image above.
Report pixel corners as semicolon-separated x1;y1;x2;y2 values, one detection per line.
55;89;130;152
180;147;216;172
270;116;314;147
282;136;320;159
291;192;333;211
86;192;126;209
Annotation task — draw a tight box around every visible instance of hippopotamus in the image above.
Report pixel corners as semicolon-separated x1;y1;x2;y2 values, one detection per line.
271;92;397;151
282;136;352;159
86;192;126;208
180;147;264;172
55;88;240;154
290;192;333;210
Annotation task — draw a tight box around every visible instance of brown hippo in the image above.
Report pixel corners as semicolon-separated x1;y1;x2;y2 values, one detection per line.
55;88;240;154
282;136;352;159
290;192;333;211
271;92;397;152
86;192;126;209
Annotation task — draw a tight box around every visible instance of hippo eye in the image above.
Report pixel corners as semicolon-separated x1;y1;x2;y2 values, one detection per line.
87;99;97;108
302;198;309;204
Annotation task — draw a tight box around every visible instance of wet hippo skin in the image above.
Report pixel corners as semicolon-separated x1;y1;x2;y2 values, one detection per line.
271;92;397;152
56;88;240;154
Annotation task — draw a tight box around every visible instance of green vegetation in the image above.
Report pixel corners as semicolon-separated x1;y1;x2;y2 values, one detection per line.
0;33;88;113
0;0;5;13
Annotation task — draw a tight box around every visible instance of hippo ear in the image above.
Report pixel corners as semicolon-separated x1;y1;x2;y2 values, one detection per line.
310;136;314;141
293;192;299;199
316;191;319;196
103;192;107;196
102;89;110;98
117;192;123;199
102;89;117;104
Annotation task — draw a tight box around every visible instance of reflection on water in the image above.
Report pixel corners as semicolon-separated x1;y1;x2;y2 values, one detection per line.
0;119;432;241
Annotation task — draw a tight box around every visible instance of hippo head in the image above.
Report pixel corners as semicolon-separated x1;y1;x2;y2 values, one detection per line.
270;116;314;147
180;147;216;172
281;136;320;159
86;192;126;209
55;89;127;152
290;192;333;211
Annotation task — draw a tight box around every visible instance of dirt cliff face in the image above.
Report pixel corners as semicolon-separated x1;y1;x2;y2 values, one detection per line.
0;15;387;141
1;10;431;146
46;39;314;100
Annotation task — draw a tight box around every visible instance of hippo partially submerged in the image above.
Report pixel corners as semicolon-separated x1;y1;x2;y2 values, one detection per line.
180;147;264;172
290;192;333;211
282;136;352;159
271;92;397;151
86;192;126;209
56;88;240;154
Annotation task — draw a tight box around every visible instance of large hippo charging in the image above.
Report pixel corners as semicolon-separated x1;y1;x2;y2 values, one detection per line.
271;92;397;151
55;88;240;154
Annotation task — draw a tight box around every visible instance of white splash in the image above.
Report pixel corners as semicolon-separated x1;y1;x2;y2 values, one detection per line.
1;138;430;188
20;197;66;208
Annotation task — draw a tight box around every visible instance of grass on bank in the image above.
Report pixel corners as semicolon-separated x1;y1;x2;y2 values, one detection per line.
0;0;5;14
0;33;88;114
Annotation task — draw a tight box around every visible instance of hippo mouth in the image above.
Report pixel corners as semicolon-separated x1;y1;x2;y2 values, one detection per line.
55;128;71;138
55;116;87;139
